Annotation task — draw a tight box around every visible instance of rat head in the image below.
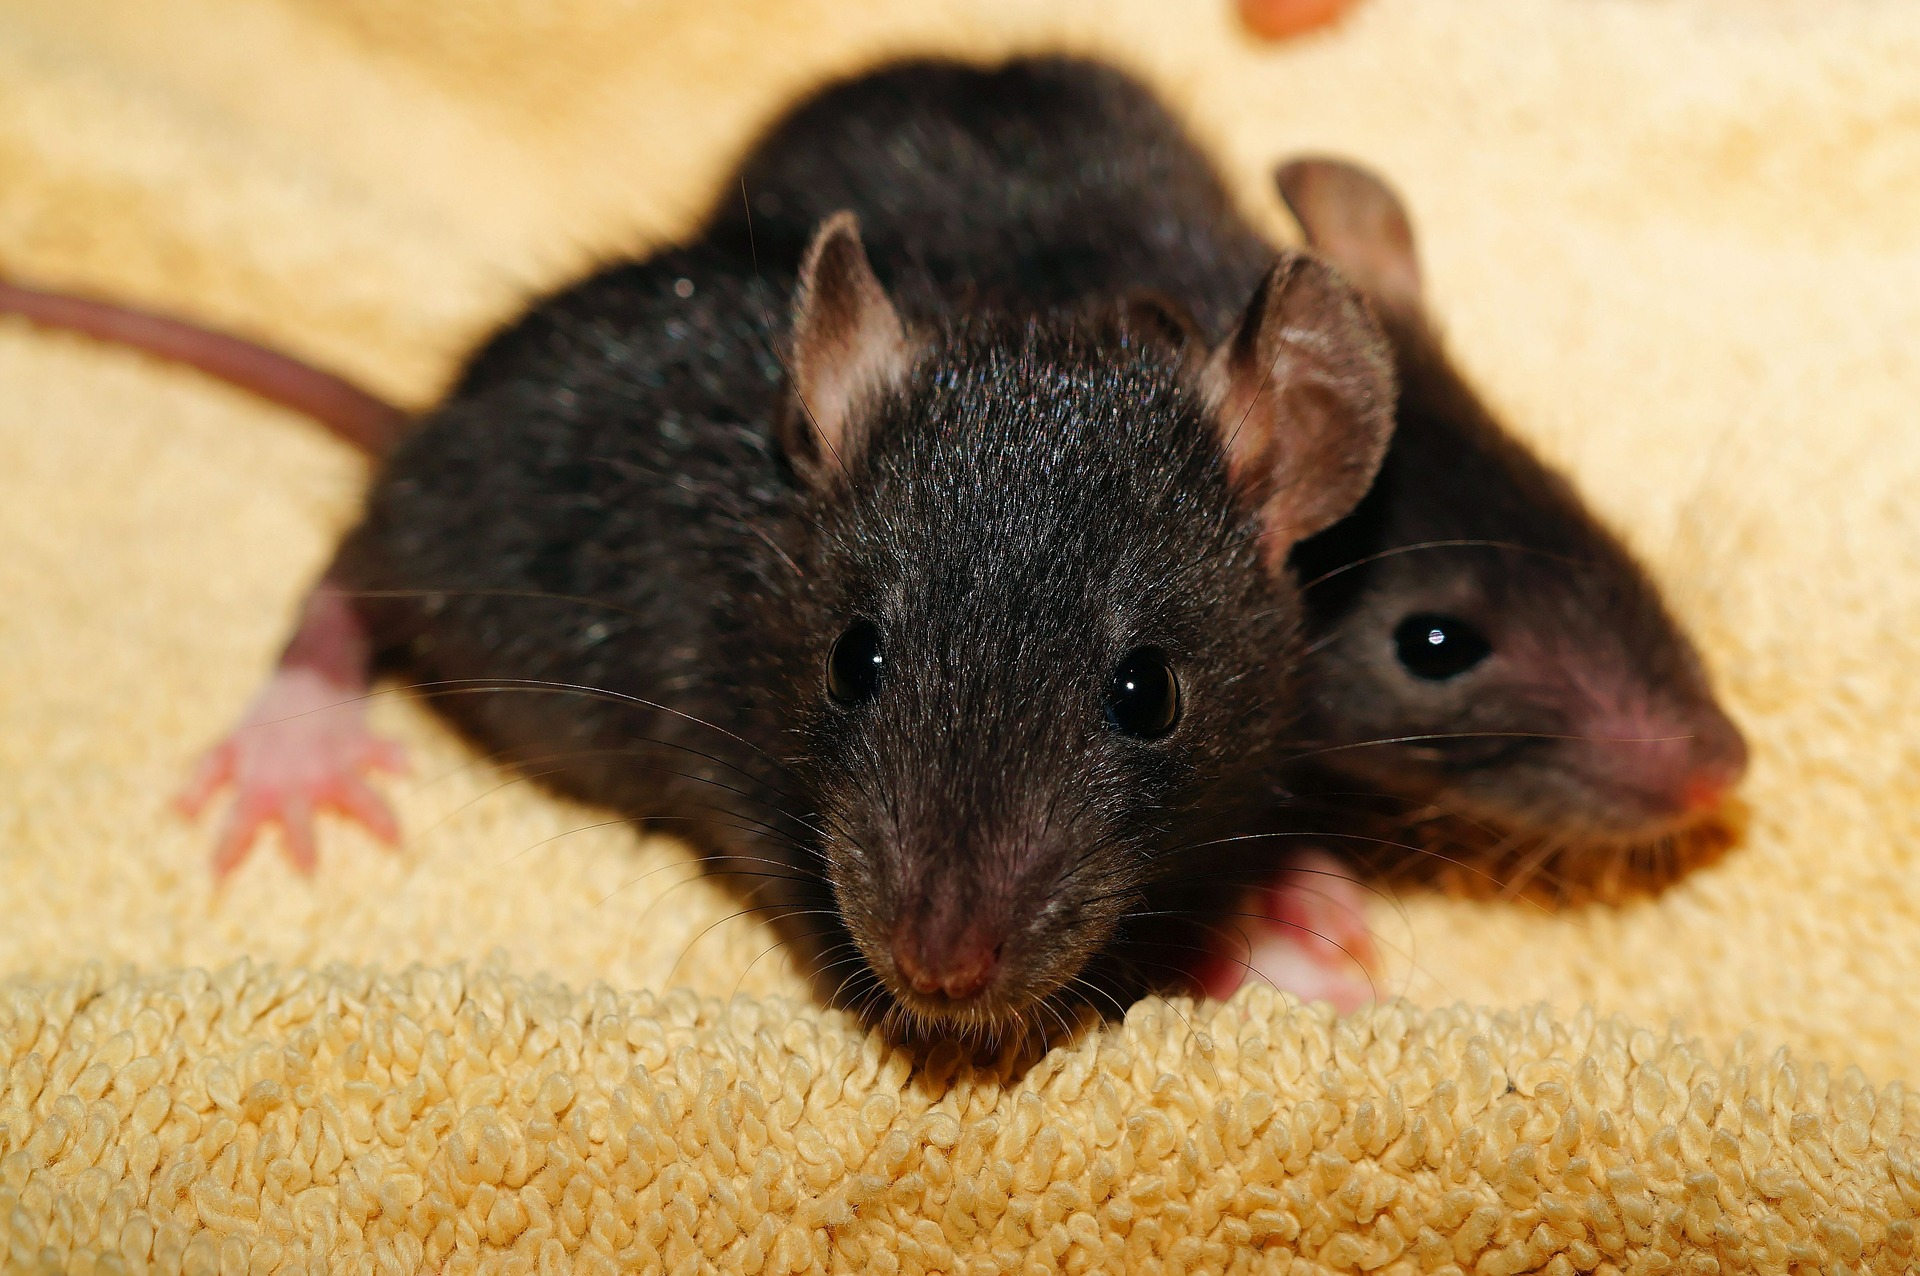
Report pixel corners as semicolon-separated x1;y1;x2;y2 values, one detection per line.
1278;158;1746;859
767;213;1394;1035
1295;428;1748;851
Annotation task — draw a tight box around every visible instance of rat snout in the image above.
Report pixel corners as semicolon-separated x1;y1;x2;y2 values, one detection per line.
891;910;1004;1003
846;785;1135;1028
1576;698;1748;827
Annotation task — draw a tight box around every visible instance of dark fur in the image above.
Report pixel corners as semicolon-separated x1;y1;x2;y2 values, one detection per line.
333;59;1387;1034
313;51;1742;1046
705;58;1275;337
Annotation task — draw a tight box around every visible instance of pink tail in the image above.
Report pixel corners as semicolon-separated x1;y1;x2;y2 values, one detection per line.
0;276;406;456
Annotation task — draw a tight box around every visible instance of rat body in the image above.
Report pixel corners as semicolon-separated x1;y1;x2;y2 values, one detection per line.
19;58;1745;1014
180;59;1399;1035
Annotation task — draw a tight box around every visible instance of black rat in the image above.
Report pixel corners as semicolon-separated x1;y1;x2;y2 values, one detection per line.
161;67;1396;1036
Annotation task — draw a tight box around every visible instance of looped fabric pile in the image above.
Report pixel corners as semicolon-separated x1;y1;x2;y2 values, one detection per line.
3;0;1919;1270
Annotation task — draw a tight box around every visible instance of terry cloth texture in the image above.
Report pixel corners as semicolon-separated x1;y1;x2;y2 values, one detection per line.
2;0;1919;1271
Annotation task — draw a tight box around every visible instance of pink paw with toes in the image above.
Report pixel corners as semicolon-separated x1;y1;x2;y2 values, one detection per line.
1199;847;1380;1013
176;665;407;877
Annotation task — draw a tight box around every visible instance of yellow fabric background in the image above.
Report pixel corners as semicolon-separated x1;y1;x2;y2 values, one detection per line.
3;1;1918;1270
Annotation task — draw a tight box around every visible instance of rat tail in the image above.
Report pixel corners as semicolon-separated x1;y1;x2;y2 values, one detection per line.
0;275;407;457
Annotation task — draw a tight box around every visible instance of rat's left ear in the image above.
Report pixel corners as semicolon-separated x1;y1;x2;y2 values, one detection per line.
1204;252;1396;566
782;211;914;482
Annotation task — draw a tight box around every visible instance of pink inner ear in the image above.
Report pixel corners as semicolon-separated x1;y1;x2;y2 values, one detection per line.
1202;256;1395;564
787;214;912;471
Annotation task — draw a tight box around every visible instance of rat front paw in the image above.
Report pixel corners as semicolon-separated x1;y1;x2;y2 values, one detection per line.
1201;847;1381;1012
176;666;407;877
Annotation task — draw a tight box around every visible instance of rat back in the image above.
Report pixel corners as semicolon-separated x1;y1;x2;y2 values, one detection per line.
339;242;821;882
704;57;1275;338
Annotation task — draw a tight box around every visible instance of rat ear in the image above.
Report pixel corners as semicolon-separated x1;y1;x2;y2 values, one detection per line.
1117;290;1207;374
1203;253;1396;563
783;211;913;479
1275;157;1423;318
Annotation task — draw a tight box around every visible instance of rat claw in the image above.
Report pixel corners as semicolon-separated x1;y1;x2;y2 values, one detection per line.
1200;847;1382;1010
1247;929;1379;1012
327;776;401;846
175;743;236;818
367;738;411;776
212;796;272;879
1262;847;1380;971
280;796;319;875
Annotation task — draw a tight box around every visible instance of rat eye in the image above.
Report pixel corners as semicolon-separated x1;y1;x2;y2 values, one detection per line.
826;620;884;705
1393;614;1492;681
1106;647;1180;738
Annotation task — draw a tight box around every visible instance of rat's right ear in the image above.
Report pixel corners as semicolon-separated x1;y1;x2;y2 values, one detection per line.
782;211;913;481
1203;253;1396;567
1275;157;1423;318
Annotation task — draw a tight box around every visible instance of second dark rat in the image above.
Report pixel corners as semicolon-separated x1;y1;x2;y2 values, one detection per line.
1273;158;1747;904
1192;160;1751;1006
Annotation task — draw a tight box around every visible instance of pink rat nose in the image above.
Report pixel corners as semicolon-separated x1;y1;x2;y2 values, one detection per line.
1681;747;1745;814
892;916;1003;1002
1579;698;1747;825
1681;709;1749;814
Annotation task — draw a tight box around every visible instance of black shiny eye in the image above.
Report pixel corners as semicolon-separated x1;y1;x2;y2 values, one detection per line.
1106;647;1181;738
1393;613;1492;681
826;620;884;705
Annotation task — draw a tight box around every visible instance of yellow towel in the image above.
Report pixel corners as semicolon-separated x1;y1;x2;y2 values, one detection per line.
3;0;1918;1269
6;962;1915;1274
